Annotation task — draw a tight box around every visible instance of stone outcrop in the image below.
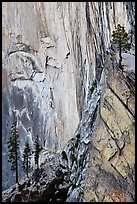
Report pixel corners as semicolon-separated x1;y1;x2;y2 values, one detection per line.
2;2;135;202
83;55;135;202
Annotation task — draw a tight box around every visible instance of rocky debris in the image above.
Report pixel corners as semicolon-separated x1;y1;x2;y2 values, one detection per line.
2;152;71;202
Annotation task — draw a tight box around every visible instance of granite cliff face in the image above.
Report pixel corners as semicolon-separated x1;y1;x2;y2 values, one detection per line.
2;2;135;202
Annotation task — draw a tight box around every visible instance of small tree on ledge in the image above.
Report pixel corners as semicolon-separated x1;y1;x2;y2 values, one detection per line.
34;135;41;169
7;122;20;184
22;141;32;178
112;24;131;70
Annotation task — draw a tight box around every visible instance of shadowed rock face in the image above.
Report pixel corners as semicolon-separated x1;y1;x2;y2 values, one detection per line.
2;153;70;202
2;2;135;201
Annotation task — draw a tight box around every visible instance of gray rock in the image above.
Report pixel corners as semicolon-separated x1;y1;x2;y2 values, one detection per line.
66;187;82;202
2;2;135;197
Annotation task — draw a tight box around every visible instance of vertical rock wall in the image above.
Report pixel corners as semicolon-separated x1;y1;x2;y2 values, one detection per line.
2;2;135;191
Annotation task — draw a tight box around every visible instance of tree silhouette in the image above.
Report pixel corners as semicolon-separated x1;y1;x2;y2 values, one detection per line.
22;141;32;178
112;24;131;70
7;122;20;184
34;135;41;169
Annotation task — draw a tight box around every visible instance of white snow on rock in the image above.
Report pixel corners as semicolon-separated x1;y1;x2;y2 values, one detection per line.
122;53;135;72
116;50;135;72
33;72;45;82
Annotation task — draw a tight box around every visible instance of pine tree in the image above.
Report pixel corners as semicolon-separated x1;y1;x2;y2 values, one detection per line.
112;24;131;70
7;122;20;184
22;141;32;178
34;135;40;169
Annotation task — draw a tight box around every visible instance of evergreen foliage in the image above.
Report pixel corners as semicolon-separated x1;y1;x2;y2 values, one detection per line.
112;24;131;69
7;122;20;184
22;141;32;178
34;135;40;168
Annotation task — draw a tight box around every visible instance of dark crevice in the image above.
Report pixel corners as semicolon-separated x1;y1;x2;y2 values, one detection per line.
85;2;92;35
110;163;128;180
108;150;118;161
105;2;111;33
100;115;122;156
107;84;135;118
90;103;99;128
103;98;114;112
100;114;116;139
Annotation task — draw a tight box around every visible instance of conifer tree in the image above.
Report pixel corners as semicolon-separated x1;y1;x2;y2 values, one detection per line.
34;135;40;169
112;24;131;69
7;122;20;184
22;141;32;178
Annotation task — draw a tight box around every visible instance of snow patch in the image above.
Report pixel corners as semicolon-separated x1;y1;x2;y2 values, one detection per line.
33;72;45;82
